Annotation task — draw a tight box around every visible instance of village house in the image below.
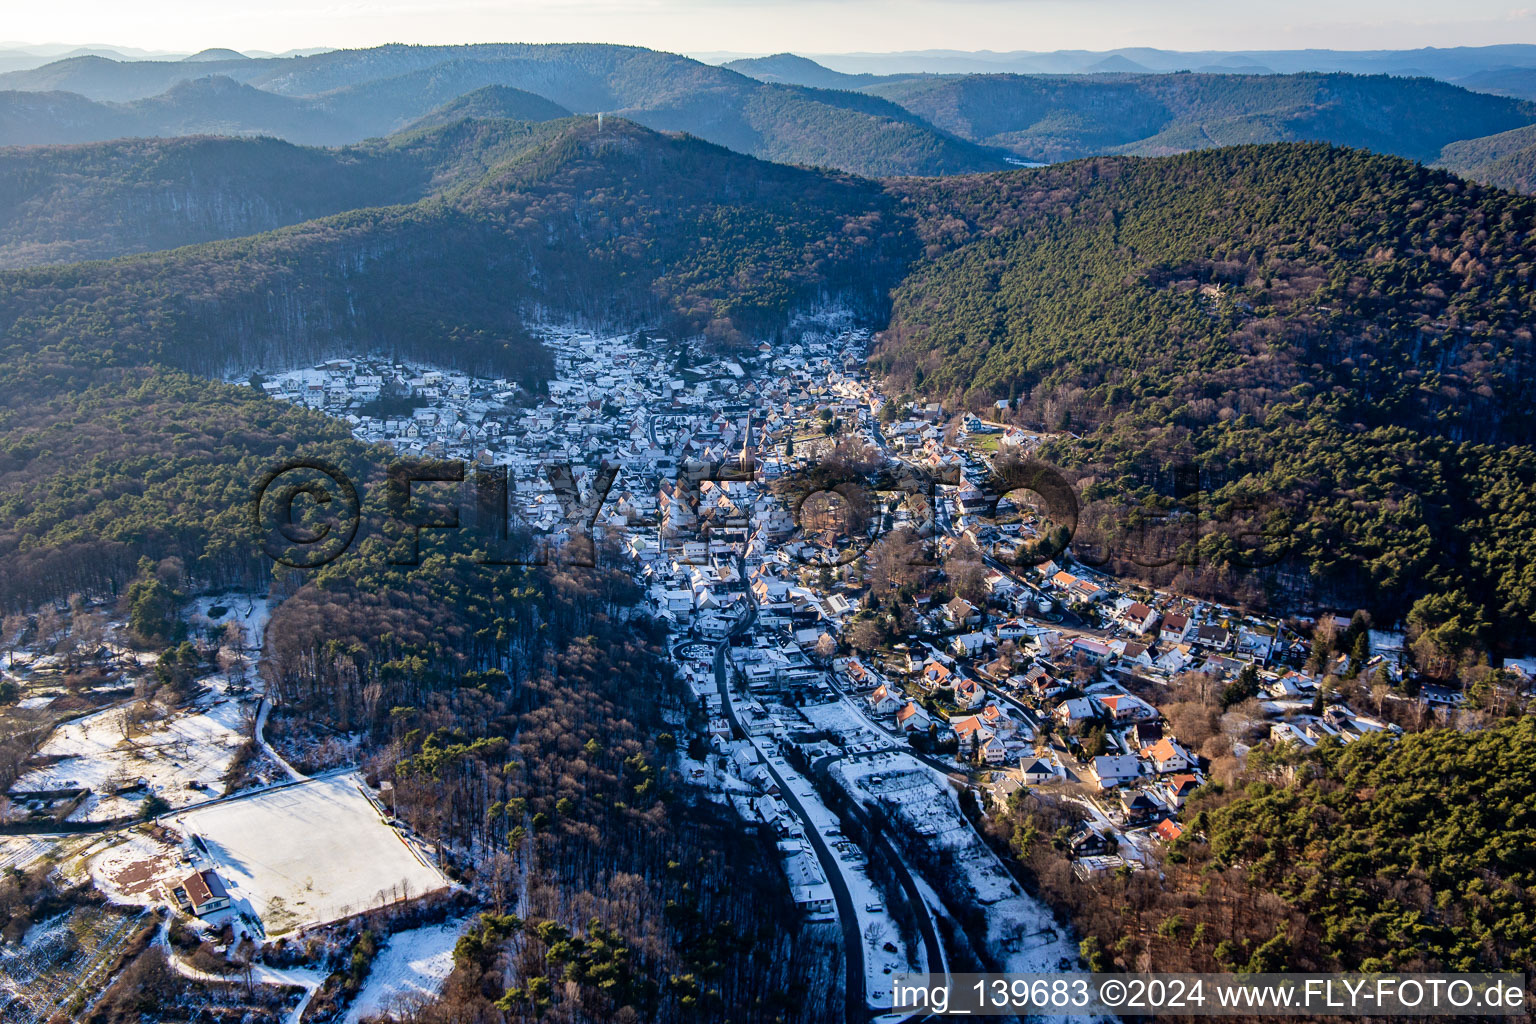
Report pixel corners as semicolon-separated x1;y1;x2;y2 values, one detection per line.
950;714;994;757
1159;612;1191;644
1119;790;1162;826
953;677;986;709
1118;602;1159;635
174;869;231;917
944;596;980;629
1194;624;1231;650
867;684;902;717
1090;754;1143;789
1157;773;1203;809
1020;757;1055;785
1113;641;1155;671
895;701;932;733
1054;696;1100;726
1155;643;1196;674
977;655;1014;682
950;632;989;658
1067;824;1119;859
921;660;953;688
1143;737;1195;774
1097;692;1157;722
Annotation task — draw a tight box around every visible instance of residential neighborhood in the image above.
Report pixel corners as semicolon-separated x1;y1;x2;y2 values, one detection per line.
214;313;1536;1009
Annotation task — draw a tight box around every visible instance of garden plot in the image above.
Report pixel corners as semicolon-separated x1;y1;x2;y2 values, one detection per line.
343;918;468;1023
175;774;449;936
801;699;887;748
0;836;56;873
90;827;191;907
0;903;148;1024
9;678;252;822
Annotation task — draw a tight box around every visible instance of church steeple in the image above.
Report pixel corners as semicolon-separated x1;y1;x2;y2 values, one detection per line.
739;412;755;472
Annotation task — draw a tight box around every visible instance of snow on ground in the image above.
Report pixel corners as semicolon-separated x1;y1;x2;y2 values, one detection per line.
800;699;888;750
189;595;273;651
343;918;469;1024
11;677;251;821
0;835;57;872
837;757;1081;975
91;828;190;906
756;741;922;1007
175;773;449;936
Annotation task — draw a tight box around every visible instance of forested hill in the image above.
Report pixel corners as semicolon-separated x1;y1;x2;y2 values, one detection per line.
0;111;604;268
0;116;915;383
862;71;1536;164
400;84;571;131
875;144;1536;639
0;136;431;268
1436;123;1536;194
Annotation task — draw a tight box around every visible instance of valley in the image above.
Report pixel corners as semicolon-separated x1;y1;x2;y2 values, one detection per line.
0;24;1534;1024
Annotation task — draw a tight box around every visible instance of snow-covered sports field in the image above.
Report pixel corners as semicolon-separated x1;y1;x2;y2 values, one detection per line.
175;774;448;935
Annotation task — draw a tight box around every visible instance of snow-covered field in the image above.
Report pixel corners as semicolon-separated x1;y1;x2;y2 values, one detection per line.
343;919;469;1023
800;699;888;748
176;774;449;935
10;679;251;821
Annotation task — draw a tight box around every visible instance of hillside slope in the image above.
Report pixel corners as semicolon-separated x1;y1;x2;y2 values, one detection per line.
399;84;571;132
1456;65;1536;101
0;116;916;381
876;144;1536;633
1435;123;1536;193
0;115;589;267
723;53;882;90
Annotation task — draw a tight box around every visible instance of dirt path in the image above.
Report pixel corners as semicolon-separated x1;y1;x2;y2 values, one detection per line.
254;694;306;783
157;919;324;1024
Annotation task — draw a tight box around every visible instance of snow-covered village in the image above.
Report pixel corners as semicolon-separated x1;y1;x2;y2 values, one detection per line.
2;310;1530;1023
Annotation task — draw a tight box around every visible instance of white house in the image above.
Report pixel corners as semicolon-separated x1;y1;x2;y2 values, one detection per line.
1054;696;1100;725
867;684;902;717
1143;738;1194;774
1090;755;1143;789
895;701;932;733
950;632;989;658
1020;757;1056;785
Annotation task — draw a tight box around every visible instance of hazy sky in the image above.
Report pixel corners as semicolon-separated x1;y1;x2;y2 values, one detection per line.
7;0;1536;56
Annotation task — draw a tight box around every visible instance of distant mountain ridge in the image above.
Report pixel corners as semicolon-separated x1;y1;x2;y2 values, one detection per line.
755;44;1536;80
723;53;880;90
0;44;1005;177
861;70;1536;164
4;43;1536;183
